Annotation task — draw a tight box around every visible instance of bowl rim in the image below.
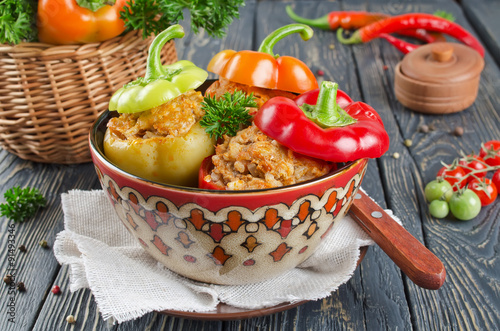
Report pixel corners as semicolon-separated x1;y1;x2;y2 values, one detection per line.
89;111;366;195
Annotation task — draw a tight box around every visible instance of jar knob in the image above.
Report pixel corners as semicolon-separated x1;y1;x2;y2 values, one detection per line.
431;43;454;62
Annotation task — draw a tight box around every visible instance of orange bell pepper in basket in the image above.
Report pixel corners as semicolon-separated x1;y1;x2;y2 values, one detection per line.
37;0;128;44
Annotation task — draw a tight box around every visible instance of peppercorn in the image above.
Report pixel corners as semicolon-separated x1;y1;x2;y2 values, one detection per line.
419;124;429;133
39;240;48;248
17;282;26;292
3;274;13;285
18;245;27;252
383;65;388;70
66;315;76;324
453;126;464;136
329;44;335;50
404;139;413;147
392;152;400;159
51;285;61;295
317;69;324;76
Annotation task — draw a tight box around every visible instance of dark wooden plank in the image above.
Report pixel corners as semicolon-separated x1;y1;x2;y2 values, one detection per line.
462;0;500;67
0;147;101;330
32;266;111;331
219;1;412;330
289;1;416;329
116;313;224;331
348;0;500;330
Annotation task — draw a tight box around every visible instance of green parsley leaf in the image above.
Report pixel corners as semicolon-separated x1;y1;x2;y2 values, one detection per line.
0;0;37;44
200;91;257;140
121;0;245;39
0;186;46;223
434;10;455;22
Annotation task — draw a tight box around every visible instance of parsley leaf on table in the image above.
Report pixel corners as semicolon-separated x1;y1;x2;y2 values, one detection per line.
0;186;46;223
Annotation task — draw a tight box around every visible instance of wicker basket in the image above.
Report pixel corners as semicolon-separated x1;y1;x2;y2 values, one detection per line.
0;30;178;164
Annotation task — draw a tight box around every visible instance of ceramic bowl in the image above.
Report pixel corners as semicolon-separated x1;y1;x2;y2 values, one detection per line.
89;110;368;285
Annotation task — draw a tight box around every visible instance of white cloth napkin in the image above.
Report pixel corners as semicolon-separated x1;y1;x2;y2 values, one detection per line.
54;189;397;323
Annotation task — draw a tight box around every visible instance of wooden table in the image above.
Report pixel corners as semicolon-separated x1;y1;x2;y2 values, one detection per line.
1;0;499;330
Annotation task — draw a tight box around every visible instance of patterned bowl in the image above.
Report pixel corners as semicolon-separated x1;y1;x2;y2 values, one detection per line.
89;110;368;285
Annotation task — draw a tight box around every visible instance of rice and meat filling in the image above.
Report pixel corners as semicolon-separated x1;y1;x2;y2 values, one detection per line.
206;123;332;190
107;90;204;140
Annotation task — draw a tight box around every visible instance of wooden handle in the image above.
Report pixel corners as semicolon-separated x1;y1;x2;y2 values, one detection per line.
349;190;446;290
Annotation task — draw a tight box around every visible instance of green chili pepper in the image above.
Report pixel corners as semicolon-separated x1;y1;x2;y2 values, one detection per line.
109;24;208;113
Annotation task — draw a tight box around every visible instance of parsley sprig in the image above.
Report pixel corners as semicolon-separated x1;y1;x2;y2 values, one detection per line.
200;91;257;140
121;0;245;39
0;0;37;44
0;186;46;223
433;10;455;22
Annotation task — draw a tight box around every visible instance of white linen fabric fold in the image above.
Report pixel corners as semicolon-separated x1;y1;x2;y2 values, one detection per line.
54;190;398;323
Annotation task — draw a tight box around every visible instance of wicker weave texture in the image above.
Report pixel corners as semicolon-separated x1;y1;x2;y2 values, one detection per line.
0;30;178;164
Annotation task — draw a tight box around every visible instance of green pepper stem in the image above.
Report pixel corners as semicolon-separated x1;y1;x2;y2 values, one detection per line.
285;6;330;30
257;24;314;58
336;28;363;44
302;81;356;128
145;24;185;80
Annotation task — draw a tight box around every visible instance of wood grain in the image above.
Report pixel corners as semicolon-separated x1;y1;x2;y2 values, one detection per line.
462;0;500;67
354;1;500;330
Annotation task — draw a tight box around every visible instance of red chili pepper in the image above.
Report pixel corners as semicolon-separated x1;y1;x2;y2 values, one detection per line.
379;33;419;53
286;7;441;44
337;13;485;57
253;81;390;163
286;5;389;30
395;29;442;43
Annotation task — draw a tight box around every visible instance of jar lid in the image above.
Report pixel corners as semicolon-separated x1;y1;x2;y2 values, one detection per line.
400;42;484;84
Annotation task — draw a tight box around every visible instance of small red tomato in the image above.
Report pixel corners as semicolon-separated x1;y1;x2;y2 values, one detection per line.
469;178;498;206
437;164;467;190
493;170;500;193
479;140;500;167
51;285;61;295
458;154;488;179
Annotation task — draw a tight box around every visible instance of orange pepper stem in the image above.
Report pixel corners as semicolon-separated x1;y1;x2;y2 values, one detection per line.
145;25;185;80
301;81;357;128
75;0;116;11
257;24;314;58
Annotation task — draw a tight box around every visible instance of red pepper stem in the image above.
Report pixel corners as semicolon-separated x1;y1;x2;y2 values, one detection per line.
302;81;357;128
337;28;362;44
285;6;330;30
145;25;185;80
257;24;314;58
